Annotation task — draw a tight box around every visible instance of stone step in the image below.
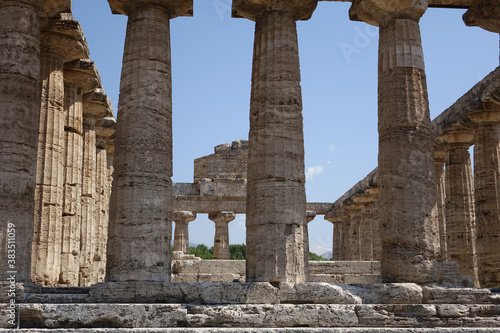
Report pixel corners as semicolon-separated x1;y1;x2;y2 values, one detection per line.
1;303;499;329
1;329;500;333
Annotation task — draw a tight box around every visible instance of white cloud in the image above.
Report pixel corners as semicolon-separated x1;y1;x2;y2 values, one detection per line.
306;165;324;181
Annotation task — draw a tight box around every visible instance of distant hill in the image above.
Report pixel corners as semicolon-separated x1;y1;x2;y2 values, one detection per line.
321;251;333;259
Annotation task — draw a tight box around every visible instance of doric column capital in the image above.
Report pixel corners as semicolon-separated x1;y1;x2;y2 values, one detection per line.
463;0;500;33
351;193;375;205
232;0;318;21
95;117;116;151
436;129;475;149
82;89;113;120
40;14;89;62
209;211;236;224
172;210;197;224
469;103;500;125
349;0;427;27
63;59;101;94
108;0;193;18
434;145;446;163
325;210;342;224
306;210;316;223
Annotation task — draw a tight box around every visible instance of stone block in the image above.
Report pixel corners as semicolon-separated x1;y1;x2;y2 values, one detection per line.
437;304;471;318
278;283;361;304
345;283;423;304
308;274;344;283
344;274;383;284
422;285;491;304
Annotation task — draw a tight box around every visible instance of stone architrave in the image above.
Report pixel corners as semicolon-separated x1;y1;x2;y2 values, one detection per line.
32;15;88;286
463;0;500;33
438;131;478;283
350;0;442;283
469;104;500;288
434;146;448;262
209;211;236;260
93;117;116;284
59;60;100;286
80;89;111;286
232;0;318;283
172;211;197;254
106;0;193;282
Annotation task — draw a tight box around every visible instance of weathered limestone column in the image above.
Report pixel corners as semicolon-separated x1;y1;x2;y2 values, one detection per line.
93;116;115;284
106;0;193;282
365;187;381;261
32;15;88;286
350;0;441;282
172;211;197;254
59;60;100;286
80;89;111;286
209;211;235;260
232;0;317;282
434;146;448;262
438;131;478;283
325;211;343;261
341;205;353;261
348;202;362;261
353;194;374;261
469;103;500;287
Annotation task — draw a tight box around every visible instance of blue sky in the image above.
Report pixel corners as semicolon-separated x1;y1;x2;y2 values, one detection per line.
72;0;499;256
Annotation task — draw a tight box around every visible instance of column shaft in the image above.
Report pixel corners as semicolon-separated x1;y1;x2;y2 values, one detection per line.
332;222;342;260
92;143;108;283
0;0;40;283
435;149;448;262
341;208;352;261
360;203;374;261
349;206;362;261
445;145;478;281
172;211;196;254
245;10;308;283
108;6;174;281
472;116;500;287
377;18;441;282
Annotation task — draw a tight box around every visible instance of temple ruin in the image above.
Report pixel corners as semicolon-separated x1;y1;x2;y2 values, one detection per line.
1;0;500;331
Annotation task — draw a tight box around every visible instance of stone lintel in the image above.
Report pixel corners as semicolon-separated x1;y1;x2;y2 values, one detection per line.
107;0;193;18
63;59;101;93
82;89;113;120
349;0;427;27
232;0;318;21
463;0;500;33
41;13;89;61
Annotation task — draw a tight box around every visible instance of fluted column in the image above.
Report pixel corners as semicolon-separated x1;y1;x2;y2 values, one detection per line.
341;205;352;261
350;0;441;283
469;104;500;287
365;187;381;261
438;131;478;283
434;146;448;262
32;16;88;286
209;211;235;260
59;60;100;286
107;0;192;282
353;194;375;261
92;117;115;284
172;211;197;254
0;0;43;283
233;0;317;283
325;211;343;261
348;202;362;261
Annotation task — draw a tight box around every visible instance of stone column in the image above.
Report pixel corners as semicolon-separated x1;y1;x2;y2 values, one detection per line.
438;131;478;283
0;0;42;283
365;187;381;262
209;211;235;260
469;104;500;287
32;16;88;286
347;202;362;261
106;0;192;282
59;60;100;286
341;205;352;261
172;211;197;254
353;193;375;261
80;90;111;286
325;211;343;261
93;116;115;284
350;0;441;283
434;146;448;262
233;0;317;282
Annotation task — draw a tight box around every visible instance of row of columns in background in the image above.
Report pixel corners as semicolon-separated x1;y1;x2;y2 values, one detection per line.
0;1;115;286
104;0;500;284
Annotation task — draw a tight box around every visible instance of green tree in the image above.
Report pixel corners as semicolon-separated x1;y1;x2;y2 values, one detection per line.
189;244;213;259
309;252;328;261
229;244;246;260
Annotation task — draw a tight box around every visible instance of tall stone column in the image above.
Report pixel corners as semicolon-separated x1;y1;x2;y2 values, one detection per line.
172;211;197;254
365;187;381;262
0;0;42;283
93;116;115;284
350;0;441;283
325;211;343;261
209;211;235;260
59;60;100;286
434;146;448;262
32;16;88;286
80;89;111;286
438;131;478;283
341;205;352;261
353;194;375;261
469;104;500;287
107;0;192;282
233;0;317;283
348;202;362;261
